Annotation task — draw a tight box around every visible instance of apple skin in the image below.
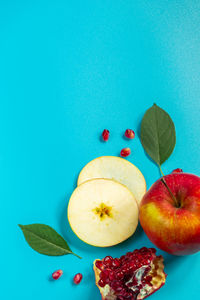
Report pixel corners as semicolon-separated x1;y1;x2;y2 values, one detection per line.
139;173;200;255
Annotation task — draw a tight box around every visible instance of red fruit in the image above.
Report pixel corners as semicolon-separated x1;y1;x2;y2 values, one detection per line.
125;129;135;139
120;148;131;157
52;269;63;280
94;248;166;300
98;278;106;287
95;260;104;271
73;273;83;285
102;129;110;141
172;168;183;173
140;173;200;255
112;258;121;268
103;256;113;267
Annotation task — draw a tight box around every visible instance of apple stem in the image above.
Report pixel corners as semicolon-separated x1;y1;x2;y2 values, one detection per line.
160;178;179;207
159;165;179;207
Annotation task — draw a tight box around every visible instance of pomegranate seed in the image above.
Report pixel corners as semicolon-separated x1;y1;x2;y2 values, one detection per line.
73;273;83;285
95;260;104;271
121;264;129;274
109;270;115;281
100;270;109;282
103;256;113;266
120;255;125;262
140;247;148;253
120;147;131;157
129;261;136;271
115;286;123;293
136;254;143;260
125;291;134;298
112;258;121;268
110;280;121;289
145;276;152;283
52;269;63;280
116;271;124;280
102;129;110;141
172;168;183;173
125;129;135;139
98;279;106;287
127;281;135;287
150;248;156;254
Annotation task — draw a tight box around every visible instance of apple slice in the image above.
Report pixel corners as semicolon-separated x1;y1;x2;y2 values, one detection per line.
68;178;139;247
77;156;146;205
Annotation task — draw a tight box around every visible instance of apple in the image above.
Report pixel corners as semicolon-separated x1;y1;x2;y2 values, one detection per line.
68;178;139;247
78;156;146;205
139;172;200;255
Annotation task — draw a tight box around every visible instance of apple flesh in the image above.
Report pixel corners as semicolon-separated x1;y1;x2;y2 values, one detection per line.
139;173;200;255
68;178;139;247
78;156;146;205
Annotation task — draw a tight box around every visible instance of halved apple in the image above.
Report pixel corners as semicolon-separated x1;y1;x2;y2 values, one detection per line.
77;156;146;205
68;178;138;247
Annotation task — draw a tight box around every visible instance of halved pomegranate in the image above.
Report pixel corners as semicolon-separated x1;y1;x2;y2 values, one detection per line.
93;247;166;300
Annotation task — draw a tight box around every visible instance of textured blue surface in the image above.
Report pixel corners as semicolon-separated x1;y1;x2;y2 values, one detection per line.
0;1;200;299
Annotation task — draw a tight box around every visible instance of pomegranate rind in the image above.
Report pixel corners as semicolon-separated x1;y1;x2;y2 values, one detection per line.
93;251;166;300
138;256;166;300
94;261;115;300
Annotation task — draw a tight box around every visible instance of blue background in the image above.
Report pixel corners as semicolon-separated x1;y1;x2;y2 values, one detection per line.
0;1;200;299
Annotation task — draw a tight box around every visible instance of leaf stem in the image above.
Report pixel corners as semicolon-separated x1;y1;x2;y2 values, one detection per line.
72;252;82;259
159;165;179;207
159;165;165;177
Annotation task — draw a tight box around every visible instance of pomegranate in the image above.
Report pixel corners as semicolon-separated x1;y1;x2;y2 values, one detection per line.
52;269;63;280
102;129;110;141
125;129;135;139
94;247;166;300
120;148;131;157
73;273;83;284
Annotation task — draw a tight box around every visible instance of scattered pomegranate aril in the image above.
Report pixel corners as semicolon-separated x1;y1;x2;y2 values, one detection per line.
120;148;131;157
52;269;63;280
73;273;83;285
172;168;183;173
125;129;135;139
94;247;166;300
102;129;110;141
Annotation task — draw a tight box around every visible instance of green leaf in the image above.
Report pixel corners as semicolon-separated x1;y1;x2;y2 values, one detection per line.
19;224;81;258
140;103;176;166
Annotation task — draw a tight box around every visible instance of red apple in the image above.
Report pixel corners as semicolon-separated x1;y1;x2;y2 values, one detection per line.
139;173;200;255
